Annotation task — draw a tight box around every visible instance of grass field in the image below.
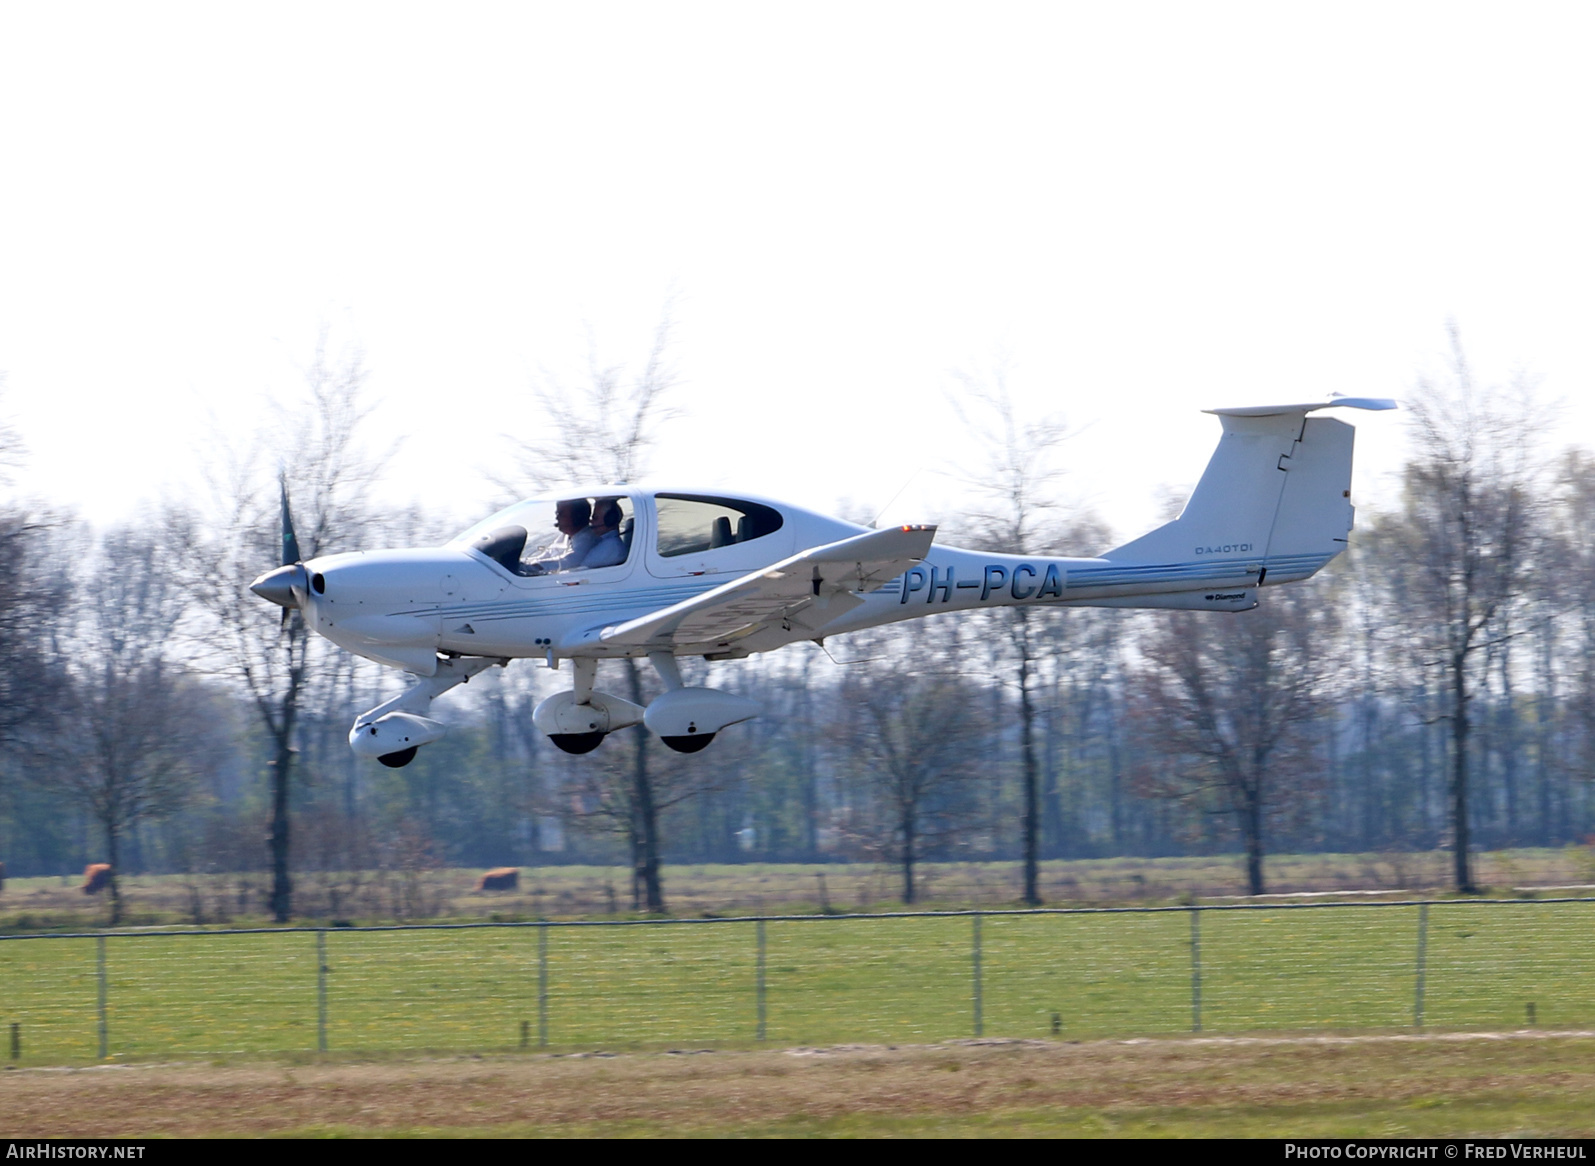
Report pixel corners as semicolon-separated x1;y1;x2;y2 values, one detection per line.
4;1033;1595;1137
3;901;1593;1065
4;847;1593;930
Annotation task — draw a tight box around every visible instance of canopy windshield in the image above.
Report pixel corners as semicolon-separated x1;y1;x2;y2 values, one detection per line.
451;494;635;576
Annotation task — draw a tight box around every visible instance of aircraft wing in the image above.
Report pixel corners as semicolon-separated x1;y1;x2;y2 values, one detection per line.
594;524;937;652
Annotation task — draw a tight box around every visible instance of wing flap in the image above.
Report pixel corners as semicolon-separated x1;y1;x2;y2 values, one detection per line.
597;524;936;650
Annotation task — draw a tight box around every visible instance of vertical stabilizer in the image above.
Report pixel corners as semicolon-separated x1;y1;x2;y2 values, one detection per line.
1102;397;1390;583
1103;412;1301;566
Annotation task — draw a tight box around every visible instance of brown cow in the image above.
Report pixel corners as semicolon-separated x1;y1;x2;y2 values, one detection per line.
82;864;113;895
476;867;519;892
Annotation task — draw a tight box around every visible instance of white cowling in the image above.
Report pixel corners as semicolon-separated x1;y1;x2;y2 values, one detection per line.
643;687;761;740
532;690;645;736
348;711;447;758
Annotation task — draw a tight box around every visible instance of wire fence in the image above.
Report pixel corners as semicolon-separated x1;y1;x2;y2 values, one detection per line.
2;899;1592;1063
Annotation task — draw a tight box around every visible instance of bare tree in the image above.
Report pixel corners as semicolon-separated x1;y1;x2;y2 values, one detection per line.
167;332;377;921
0;514;68;759
832;624;992;903
553;688;721;908
0;388;72;870
949;362;1073;904
1388;327;1541;892
0;384;70;759
1542;449;1595;836
47;528;228;922
0;375;22;484
508;313;681;910
507;317;679;489
1132;590;1333;896
1033;586;1127;855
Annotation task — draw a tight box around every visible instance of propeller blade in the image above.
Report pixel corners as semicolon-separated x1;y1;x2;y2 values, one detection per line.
280;472;302;567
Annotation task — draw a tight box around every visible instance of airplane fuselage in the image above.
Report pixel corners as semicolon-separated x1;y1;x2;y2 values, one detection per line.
300;488;1320;675
252;397;1390;760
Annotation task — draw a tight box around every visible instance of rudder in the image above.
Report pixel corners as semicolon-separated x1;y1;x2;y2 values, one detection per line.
1263;416;1355;582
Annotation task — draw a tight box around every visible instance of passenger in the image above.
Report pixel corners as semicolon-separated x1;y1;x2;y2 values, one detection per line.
523;498;595;574
581;499;628;568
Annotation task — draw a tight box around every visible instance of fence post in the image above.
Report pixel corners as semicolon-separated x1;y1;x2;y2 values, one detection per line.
316;930;328;1053
537;923;549;1049
96;935;108;1060
972;912;984;1038
755;919;767;1043
1413;902;1428;1030
1188;907;1202;1034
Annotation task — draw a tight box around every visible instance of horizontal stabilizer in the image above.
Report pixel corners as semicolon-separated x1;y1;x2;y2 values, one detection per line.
1205;395;1397;417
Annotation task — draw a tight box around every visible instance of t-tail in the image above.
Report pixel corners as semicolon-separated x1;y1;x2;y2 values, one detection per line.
1092;394;1396;606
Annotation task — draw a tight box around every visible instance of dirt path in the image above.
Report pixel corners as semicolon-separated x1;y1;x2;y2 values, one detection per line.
4;1031;1594;1137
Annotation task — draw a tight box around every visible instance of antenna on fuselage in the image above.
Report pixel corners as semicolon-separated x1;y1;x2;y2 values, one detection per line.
812;639;890;666
870;467;925;529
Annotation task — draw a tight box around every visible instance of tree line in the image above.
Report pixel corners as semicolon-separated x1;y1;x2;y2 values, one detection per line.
1;329;1591;920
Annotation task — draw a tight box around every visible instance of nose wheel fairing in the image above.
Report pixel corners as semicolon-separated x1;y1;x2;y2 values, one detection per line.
347;655;506;764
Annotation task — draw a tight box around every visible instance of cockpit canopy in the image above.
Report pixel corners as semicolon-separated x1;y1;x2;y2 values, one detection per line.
453;490;795;579
453;494;636;576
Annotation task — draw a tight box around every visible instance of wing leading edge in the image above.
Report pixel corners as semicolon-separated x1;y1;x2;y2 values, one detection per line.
594;524;938;653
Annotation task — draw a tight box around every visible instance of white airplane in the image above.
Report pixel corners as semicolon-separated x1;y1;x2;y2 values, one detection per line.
251;396;1394;767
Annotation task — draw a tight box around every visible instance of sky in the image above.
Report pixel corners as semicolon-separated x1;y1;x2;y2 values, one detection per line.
1;2;1590;549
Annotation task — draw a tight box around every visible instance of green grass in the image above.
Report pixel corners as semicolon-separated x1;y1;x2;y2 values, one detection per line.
3;901;1594;1065
0;937;97;1064
1426;902;1595;1029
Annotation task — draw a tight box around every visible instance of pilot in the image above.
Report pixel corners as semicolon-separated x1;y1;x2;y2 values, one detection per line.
581;499;628;568
524;498;595;574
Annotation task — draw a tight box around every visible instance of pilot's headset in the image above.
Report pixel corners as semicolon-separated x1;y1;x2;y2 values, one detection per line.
598;499;623;529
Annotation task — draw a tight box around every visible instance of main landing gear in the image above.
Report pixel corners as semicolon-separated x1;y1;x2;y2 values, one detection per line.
531;658;644;754
532;653;761;755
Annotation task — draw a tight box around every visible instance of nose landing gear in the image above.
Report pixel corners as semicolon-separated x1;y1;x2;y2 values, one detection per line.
348;655;507;766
